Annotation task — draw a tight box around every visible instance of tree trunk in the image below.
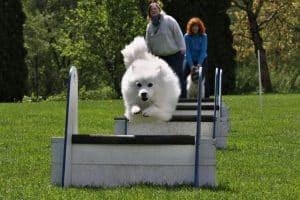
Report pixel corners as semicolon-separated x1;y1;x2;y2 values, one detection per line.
246;11;273;92
258;49;273;92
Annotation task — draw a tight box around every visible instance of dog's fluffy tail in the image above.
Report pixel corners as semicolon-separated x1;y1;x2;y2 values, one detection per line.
121;36;148;68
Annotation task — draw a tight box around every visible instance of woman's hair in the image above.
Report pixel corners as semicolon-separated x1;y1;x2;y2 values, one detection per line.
186;17;206;35
148;2;161;18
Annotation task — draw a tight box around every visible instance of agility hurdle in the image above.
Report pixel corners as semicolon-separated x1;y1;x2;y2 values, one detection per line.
51;66;216;188
115;115;214;138
114;111;228;148
177;68;230;148
115;68;230;148
178;68;229;120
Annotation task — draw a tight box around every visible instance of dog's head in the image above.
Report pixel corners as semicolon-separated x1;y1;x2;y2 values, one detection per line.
134;80;155;102
129;60;162;102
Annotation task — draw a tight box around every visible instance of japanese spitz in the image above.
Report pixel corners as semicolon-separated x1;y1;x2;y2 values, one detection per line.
121;36;181;122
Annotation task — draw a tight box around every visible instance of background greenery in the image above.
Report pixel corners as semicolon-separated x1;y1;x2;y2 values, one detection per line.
229;0;300;93
1;0;298;102
22;0;238;99
0;94;299;199
22;0;147;101
21;0;300;101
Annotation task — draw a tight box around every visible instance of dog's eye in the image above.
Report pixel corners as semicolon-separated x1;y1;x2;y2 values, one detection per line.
147;83;153;87
136;82;142;87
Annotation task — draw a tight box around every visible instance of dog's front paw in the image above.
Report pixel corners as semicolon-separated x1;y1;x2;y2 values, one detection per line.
142;107;155;117
131;105;141;115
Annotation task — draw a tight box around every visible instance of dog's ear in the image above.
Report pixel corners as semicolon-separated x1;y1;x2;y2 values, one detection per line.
131;65;135;73
155;65;161;74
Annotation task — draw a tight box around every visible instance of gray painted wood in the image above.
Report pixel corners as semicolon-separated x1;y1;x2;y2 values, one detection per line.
52;137;216;187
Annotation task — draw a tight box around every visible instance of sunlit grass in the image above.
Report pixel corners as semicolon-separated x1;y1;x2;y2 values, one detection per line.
0;94;299;199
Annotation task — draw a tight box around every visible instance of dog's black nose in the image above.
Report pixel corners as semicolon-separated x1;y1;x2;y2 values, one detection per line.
141;92;148;101
141;92;147;98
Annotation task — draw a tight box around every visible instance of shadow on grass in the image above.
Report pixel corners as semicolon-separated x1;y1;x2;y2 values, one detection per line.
217;144;240;152
69;182;234;193
201;182;234;192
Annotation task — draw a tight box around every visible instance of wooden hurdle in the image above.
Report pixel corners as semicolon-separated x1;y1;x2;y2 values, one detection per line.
51;66;216;188
115;68;230;148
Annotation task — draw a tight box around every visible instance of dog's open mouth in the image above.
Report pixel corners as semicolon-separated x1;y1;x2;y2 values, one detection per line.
141;97;148;101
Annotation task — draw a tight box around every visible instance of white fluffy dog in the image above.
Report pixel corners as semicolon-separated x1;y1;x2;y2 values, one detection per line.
121;36;181;122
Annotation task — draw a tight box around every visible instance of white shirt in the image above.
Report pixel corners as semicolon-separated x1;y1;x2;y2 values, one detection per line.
146;14;186;56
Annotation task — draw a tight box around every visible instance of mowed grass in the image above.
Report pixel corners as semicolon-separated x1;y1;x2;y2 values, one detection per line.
0;94;299;199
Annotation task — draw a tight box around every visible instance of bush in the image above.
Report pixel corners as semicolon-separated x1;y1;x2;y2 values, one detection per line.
235;60;258;94
234;56;300;94
294;76;300;92
22;93;44;102
79;86;119;100
46;92;66;101
45;85;119;101
271;68;300;93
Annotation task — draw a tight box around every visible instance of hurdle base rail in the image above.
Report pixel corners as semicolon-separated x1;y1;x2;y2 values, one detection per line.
52;135;216;187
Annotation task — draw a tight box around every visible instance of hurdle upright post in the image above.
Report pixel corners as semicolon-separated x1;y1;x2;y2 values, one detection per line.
62;66;78;187
194;67;203;188
218;69;223;118
212;68;219;139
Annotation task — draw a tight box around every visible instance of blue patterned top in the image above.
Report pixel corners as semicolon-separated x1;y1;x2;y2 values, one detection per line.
184;33;208;67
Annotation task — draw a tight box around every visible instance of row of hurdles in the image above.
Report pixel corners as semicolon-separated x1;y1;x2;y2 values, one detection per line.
51;66;230;188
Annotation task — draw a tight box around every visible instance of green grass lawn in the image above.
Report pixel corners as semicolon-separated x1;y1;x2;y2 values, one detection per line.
0;94;299;199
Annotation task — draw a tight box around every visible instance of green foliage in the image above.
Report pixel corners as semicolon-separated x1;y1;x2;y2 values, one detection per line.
228;0;300;93
0;94;299;199
23;0;147;99
0;0;28;102
53;0;109;90
45;92;67;101
79;85;118;100
23;0;73;98
235;59;258;93
102;0;147;94
46;85;118;101
20;0;300;97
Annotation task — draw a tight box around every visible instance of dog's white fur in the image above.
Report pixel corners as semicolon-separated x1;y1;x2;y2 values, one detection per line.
121;36;181;122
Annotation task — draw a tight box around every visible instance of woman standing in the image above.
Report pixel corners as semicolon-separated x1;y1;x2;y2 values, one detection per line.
145;2;186;97
182;17;209;98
